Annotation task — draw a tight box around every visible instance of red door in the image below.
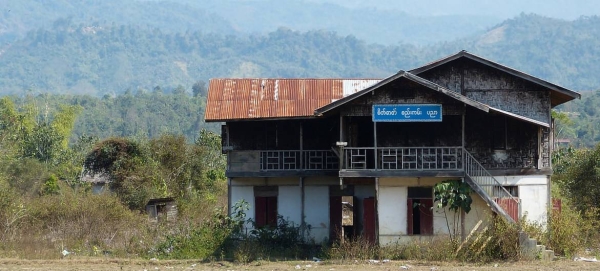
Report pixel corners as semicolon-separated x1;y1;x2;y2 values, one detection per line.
329;196;342;242
407;198;433;235
363;197;376;244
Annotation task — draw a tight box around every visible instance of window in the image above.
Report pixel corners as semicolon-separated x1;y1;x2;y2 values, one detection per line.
254;186;278;228
503;186;518;197
407;187;433;235
491;115;507;150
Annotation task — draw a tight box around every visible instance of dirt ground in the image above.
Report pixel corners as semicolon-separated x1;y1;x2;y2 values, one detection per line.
0;258;599;271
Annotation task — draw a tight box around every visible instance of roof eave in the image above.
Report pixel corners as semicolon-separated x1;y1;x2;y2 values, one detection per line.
314;71;491;116
489;107;550;127
206;115;321;123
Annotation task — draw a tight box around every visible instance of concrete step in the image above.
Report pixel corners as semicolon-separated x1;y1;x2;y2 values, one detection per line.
540;249;555;261
536;244;546;252
519;231;554;261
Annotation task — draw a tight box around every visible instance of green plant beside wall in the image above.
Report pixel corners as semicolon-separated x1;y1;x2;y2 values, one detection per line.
433;179;473;243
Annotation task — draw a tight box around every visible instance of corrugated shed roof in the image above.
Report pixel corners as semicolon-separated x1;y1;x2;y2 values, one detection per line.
205;79;380;121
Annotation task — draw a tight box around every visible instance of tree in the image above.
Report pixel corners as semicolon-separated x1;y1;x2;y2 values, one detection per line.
554;143;600;218
192;80;207;97
433;179;473;242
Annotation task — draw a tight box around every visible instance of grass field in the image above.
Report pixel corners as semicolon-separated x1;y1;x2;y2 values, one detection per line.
0;258;598;271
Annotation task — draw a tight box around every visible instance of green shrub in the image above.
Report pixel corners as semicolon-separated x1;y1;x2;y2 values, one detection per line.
546;206;599;256
150;201;247;260
23;190;148;257
325;236;379;261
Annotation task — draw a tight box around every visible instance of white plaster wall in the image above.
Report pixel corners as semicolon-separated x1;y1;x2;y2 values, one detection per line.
496;175;549;225
497;175;548;186
432;192;492;235
432;205;455;235
519;185;548;224
378;186;407;245
278;186;302;226
230;186;255;230
377;177;494;245
304;186;330;243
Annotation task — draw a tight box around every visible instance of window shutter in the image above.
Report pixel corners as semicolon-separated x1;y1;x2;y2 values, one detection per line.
266;196;278;227
419;199;434;235
255;197;267;227
407;199;414;235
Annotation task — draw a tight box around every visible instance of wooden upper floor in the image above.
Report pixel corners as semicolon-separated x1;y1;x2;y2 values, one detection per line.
206;51;580;178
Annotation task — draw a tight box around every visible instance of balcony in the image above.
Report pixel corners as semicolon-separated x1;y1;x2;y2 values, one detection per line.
260;150;338;171
225;149;339;177
341;147;464;177
227;147;464;178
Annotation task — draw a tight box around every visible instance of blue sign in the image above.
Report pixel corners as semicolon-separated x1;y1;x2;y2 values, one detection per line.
372;104;443;122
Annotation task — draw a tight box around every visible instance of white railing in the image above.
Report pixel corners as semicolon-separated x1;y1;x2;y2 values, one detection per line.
260;150;338;171
343;147;462;170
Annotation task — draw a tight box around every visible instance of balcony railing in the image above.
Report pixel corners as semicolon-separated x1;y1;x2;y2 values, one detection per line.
260;150;338;171
343;147;463;170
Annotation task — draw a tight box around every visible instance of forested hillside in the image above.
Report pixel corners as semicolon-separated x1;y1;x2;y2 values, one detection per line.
0;0;235;43
173;0;497;45
2;14;600;96
305;0;600;20
1;12;599;146
0;23;426;95
9;86;219;142
557;91;600;147
1;0;497;45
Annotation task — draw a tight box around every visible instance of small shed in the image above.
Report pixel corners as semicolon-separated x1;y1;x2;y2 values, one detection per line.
146;197;178;222
81;172;111;194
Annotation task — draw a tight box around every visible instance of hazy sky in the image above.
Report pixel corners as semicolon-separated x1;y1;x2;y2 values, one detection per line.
305;0;600;20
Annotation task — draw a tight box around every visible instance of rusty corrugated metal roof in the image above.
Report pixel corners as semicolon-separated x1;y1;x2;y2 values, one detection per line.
205;79;380;121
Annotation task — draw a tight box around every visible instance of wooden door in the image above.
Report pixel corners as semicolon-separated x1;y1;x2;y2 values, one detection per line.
363;197;376;244
329;196;342;242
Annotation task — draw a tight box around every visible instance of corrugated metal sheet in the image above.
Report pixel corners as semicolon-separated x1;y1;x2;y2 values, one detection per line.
205;78;380;121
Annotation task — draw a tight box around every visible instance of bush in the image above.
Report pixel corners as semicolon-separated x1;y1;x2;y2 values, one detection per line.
0;177;26;245
23;190;148;258
240;215;311;260
151;202;314;262
150;201;247;260
546;206;598;256
323;215;523;263
325;236;379;261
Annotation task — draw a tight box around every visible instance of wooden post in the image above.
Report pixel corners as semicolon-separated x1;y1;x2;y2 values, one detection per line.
462;105;466;150
300;122;303;170
461;209;466;241
227;177;232;216
374;122;378;170
300;177;305;240
462;105;466;171
375;177;380;245
537;127;542;170
339;115;344;142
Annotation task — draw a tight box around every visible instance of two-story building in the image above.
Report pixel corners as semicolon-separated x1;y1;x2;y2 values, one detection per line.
204;51;580;244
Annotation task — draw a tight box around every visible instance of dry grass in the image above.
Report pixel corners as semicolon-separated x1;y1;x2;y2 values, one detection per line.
0;258;598;271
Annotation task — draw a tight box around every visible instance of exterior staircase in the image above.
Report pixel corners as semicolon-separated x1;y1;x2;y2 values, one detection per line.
462;149;554;260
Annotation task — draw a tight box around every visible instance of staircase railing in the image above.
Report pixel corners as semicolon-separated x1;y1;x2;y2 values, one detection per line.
463;148;520;223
